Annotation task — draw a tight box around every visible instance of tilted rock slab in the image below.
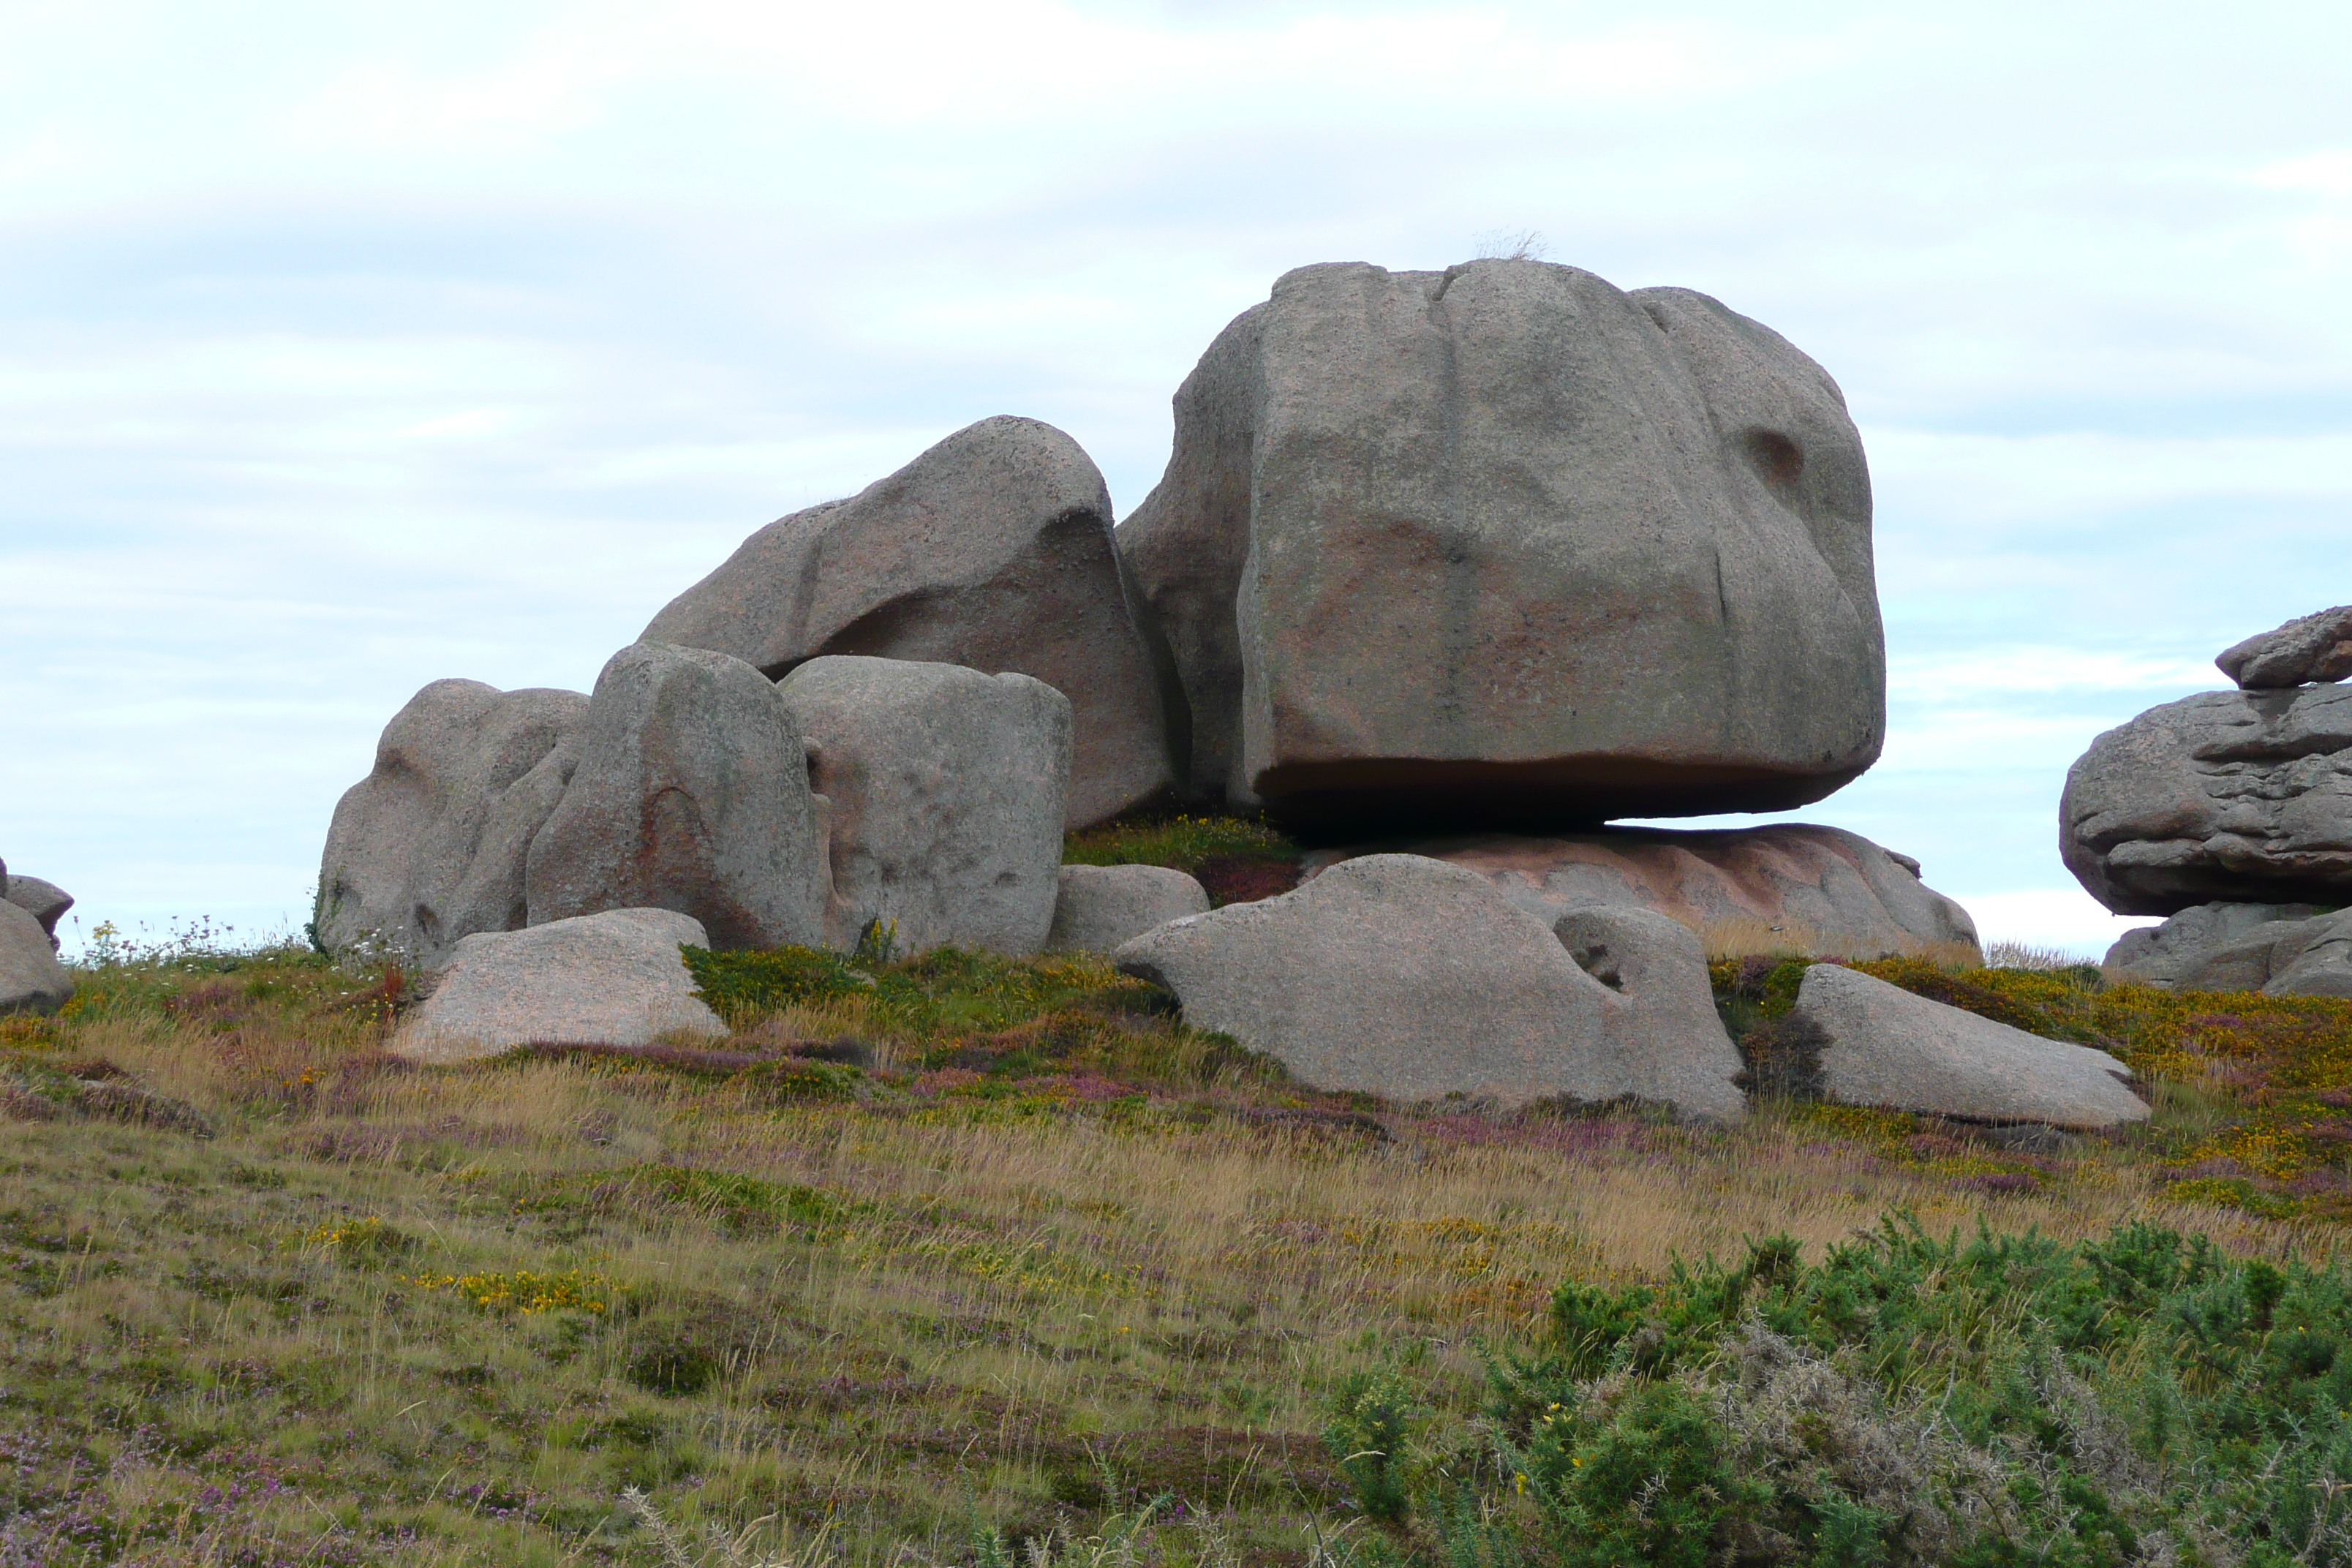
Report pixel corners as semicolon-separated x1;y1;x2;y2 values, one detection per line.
1044;864;1210;954
1118;259;1885;836
1112;853;1745;1118
1792;965;2147;1128
2219;606;2352;689
1300;823;1977;960
778;656;1069;957
644;416;1175;829
4;874;72;945
0;899;73;1016
2062;684;2352;915
527;643;828;949
317;679;589;964
393;908;725;1063
2106;901;2352;998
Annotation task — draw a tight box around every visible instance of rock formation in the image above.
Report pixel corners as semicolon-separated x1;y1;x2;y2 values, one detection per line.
2218;605;2352;689
4;873;72;950
316;679;589;963
1300;823;1976;960
2105;902;2352;998
2063;681;2352;915
1112;853;1746;1118
777;656;1070;956
1790;965;2149;1129
1044;864;1210;954
526;643;829;950
644;416;1175;829
393;908;725;1062
0;889;73;1016
1119;259;1885;837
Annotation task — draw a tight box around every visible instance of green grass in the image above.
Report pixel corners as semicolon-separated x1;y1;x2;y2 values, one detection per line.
6;935;2352;1564
1062;813;1298;873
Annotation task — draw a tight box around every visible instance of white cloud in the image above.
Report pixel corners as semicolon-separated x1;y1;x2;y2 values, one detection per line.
1958;890;2157;962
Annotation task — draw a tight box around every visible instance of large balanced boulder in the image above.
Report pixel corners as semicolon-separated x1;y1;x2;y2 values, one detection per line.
527;643;828;949
1044;864;1210;954
2219;606;2352;689
777;656;1069;956
1301;823;1976;960
1790;965;2148;1129
2105;902;2352;998
4;875;72;948
0;899;73;1016
316;680;589;962
1112;853;1746;1118
2061;684;2352;915
1118;259;1885;836
644;417;1175;829
393;908;725;1063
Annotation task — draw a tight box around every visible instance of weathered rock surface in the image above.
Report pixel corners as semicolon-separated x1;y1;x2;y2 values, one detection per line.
393;907;725;1063
2104;901;2352;998
526;643;828;949
2061;684;2352;915
4;875;72;947
317;679;589;963
1044;864;1210;954
1791;964;2148;1128
777;656;1069;956
1112;853;1745;1117
645;416;1174;829
0;900;74;1016
2219;606;2352;690
1118;259;1885;836
1302;823;1977;960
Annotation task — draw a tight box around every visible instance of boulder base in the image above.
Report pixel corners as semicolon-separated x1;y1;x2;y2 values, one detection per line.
645;416;1173;829
2062;685;2352;915
1118;258;1885;833
393;908;725;1063
1791;965;2148;1129
2105;902;2352;998
1112;853;1745;1118
1302;824;1975;960
1044;864;1210;953
778;656;1071;957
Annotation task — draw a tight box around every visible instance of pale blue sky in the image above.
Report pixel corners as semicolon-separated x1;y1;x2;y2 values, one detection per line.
4;1;2348;956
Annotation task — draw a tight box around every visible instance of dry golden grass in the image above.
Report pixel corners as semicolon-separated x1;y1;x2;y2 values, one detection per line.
0;944;2334;1564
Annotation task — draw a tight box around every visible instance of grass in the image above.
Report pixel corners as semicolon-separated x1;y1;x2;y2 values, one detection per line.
11;926;2352;1562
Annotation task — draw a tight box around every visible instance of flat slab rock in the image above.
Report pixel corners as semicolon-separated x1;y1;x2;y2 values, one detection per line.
393;907;725;1063
1113;852;1745;1119
2219;606;2352;690
1300;823;1977;961
1793;965;2148;1130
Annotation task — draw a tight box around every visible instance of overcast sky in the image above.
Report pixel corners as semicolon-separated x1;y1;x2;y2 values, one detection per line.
4;0;2348;957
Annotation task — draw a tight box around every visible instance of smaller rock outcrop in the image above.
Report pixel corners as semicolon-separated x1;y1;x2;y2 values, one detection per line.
4;875;72;949
1112;854;1745;1118
526;643;829;950
2218;606;2352;690
1790;965;2148;1129
0;900;74;1016
1044;864;1210;954
779;657;1070;957
2062;683;2352;914
644;417;1174;829
393;907;725;1063
2105;902;2352;998
1301;824;1976;960
317;679;589;962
